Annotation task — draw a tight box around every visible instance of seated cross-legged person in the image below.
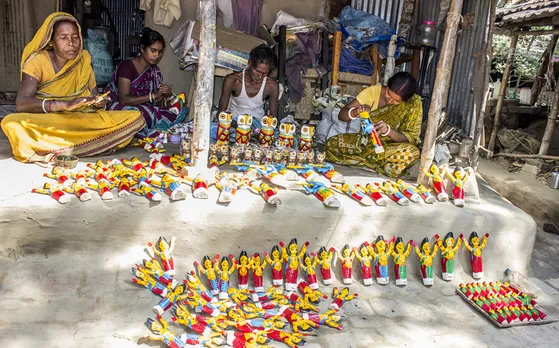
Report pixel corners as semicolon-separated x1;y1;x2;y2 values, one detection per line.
105;28;188;138
1;12;145;163
211;44;279;141
325;72;423;178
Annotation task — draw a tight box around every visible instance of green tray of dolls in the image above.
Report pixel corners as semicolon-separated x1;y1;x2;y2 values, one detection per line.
456;288;558;328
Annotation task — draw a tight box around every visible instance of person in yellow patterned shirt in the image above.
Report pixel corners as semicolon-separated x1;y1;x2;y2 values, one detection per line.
325;72;422;177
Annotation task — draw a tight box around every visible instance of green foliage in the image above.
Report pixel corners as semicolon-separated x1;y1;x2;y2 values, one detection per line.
492;33;555;80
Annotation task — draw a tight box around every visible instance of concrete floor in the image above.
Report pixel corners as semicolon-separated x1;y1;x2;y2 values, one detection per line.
0;129;558;347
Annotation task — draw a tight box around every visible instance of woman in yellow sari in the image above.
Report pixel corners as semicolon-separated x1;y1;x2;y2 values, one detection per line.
1;12;145;163
325;72;422;177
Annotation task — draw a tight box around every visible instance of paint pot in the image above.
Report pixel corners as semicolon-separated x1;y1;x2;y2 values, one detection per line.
550;167;559;190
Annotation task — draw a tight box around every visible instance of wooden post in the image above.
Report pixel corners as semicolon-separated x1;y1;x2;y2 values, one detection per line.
530;32;558;105
470;0;497;169
538;79;559;155
332;31;342;86
370;44;380;85
191;0;217;170
470;0;496;169
321;28;329;90
277;25;287;120
418;0;465;185
488;33;518;155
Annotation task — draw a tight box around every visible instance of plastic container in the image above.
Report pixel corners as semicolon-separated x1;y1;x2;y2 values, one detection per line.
419;20;437;47
505;268;543;298
550;167;559;189
519;87;531;105
492;79;501;99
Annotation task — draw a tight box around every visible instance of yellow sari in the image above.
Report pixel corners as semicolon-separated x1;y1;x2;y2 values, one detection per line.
1;12;145;162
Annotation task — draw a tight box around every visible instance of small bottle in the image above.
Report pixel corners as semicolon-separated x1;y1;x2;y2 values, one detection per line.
419;20;437;47
505;269;542;298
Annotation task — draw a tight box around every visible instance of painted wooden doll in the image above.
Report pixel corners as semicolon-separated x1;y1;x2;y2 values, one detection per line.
390;237;413;286
462;231;489;279
435;232;463;281
413;237;439;286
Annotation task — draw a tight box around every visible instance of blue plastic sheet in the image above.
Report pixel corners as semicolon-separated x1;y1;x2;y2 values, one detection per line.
336;47;375;76
338;6;395;51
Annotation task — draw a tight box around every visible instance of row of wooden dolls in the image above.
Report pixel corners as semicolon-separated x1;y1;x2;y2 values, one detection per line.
182;232;489;294
215;113;314;151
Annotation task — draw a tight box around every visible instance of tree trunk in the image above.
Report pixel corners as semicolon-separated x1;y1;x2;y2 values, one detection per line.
470;0;497;169
190;0;217;170
488;33;518;155
418;0;465;185
530;32;558;106
538;78;559;155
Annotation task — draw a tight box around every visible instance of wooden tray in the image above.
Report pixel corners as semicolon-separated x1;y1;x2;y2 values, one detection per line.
456;289;558;328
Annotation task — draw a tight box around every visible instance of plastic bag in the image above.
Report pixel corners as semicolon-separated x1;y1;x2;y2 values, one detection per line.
338;6;395;51
84;29;113;85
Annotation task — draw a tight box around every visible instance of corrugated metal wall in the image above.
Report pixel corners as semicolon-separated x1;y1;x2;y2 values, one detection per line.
446;0;491;135
348;0;491;135
100;0;144;61
350;0;405;31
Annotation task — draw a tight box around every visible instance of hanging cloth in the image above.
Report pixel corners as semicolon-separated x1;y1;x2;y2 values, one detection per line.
141;0;182;27
231;0;263;35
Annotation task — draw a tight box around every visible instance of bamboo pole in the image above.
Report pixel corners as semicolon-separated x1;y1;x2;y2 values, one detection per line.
488;33;518;155
530;32;558;105
538;79;559;155
495;153;559;160
331;31;342;86
517;29;559;36
470;0;497;169
418;0;465;185
190;0;217;170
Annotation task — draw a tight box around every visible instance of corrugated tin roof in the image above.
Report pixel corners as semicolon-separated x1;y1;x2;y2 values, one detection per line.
496;0;559;24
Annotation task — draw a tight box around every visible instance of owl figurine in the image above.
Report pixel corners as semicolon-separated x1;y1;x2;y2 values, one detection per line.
273;147;283;165
316;151;326;165
253;146;263;164
299;125;315;152
296;151;307;166
219;144;230;164
259;115;277;147
235;114;253;147
278;123;296;148
288;149;297;167
264;148;274;164
217;112;232;146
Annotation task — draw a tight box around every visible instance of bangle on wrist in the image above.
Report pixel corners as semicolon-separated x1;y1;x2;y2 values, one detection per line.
42;99;48;113
348;107;357;120
380;125;391;137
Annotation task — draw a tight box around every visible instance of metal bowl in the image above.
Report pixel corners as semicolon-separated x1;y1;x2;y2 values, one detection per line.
54;155;79;169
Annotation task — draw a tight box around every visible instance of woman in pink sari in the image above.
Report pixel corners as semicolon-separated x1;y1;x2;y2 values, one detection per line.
106;28;187;138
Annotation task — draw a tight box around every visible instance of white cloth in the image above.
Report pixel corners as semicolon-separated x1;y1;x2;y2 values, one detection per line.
217;0;234;28
315;107;360;144
229;70;267;121
139;0;152;11
143;0;181;27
